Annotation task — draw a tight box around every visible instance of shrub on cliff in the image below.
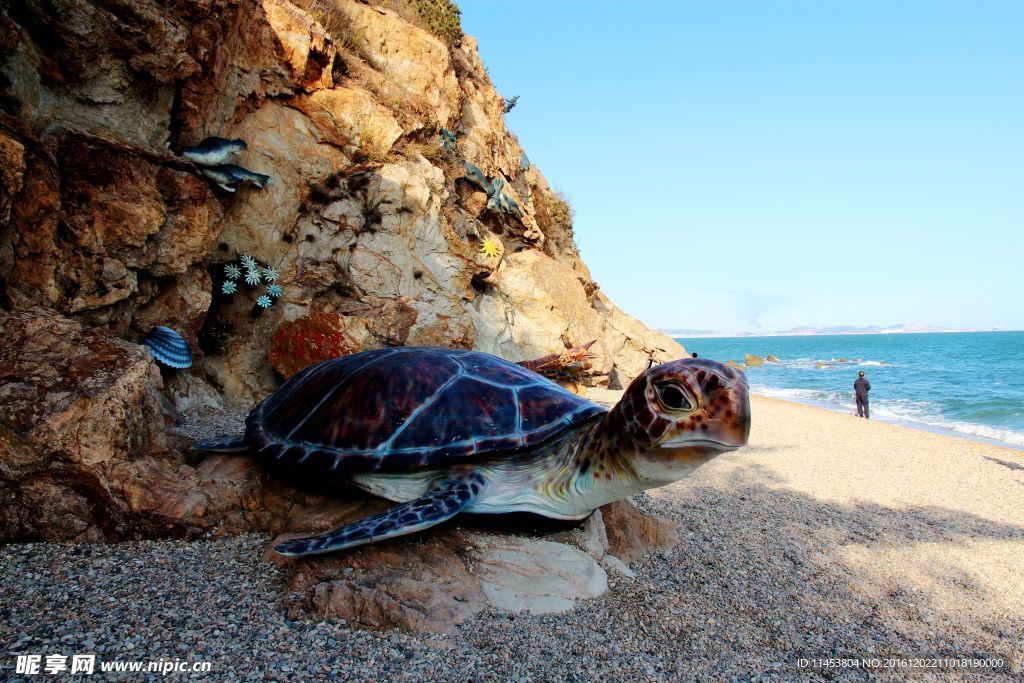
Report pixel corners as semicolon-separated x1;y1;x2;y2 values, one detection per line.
412;0;463;43
294;0;370;59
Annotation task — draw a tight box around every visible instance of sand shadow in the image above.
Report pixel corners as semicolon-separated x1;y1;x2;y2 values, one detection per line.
983;455;1024;472
628;462;1024;677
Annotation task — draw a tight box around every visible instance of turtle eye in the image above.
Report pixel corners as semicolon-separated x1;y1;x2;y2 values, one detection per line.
658;384;692;411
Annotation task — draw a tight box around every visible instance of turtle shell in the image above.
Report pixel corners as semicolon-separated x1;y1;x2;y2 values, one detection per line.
246;347;606;473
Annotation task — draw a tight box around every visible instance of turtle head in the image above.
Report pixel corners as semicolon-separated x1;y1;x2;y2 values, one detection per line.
609;358;750;480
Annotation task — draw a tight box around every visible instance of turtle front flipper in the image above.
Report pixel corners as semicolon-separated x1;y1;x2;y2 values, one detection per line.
191;433;249;452
273;473;486;556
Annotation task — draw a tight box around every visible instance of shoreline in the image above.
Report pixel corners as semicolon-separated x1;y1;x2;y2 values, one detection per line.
750;389;1024;452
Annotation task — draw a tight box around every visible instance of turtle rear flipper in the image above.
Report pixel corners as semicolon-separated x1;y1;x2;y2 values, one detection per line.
191;434;249;452
273;473;486;556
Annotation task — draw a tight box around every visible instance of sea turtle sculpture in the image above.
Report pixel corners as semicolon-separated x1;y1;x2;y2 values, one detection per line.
193;347;750;556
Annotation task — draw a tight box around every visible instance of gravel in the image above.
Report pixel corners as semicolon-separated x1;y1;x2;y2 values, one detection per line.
2;398;1021;681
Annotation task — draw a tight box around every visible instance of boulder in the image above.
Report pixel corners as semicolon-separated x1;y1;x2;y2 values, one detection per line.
473;250;684;384
275;527;607;634
0;308;171;541
600;499;679;565
476;537;608;615
0;130;25;227
604;554;637;580
766;354;779;363
744;354;765;367
261;0;337;92
342;1;461;125
1;0;685;405
578;509;610;557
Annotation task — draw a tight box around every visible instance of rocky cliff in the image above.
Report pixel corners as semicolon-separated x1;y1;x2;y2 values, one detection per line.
1;0;682;400
0;0;684;578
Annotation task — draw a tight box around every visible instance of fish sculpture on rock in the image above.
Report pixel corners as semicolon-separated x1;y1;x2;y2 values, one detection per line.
180;136;270;193
439;128;459;152
181;137;247;166
200;165;271;193
463;164;524;219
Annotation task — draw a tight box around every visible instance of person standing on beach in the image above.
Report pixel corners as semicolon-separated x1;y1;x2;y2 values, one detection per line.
854;371;871;419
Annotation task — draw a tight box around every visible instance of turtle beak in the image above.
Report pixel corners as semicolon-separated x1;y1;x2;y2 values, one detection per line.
659;436;744;450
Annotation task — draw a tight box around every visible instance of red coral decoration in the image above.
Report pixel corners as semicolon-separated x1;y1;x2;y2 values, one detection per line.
517;340;597;379
269;313;357;378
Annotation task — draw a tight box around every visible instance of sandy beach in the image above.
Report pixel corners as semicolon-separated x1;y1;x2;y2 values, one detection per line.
2;395;1022;681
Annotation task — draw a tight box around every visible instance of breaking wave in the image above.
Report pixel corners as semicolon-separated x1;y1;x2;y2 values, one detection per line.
752;385;1024;447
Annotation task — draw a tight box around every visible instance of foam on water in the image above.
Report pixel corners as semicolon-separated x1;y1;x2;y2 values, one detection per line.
754;384;1024;447
681;331;1024;450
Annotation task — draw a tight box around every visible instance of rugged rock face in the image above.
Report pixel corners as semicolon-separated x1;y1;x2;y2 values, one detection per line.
0;308;172;541
0;0;687;628
1;0;682;403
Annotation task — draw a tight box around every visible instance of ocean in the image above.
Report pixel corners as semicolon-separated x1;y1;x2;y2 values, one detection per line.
676;331;1024;450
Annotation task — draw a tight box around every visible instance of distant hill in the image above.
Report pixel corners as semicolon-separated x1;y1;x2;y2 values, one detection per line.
661;324;976;338
774;324;966;336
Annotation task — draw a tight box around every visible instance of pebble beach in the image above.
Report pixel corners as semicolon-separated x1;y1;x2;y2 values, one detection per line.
2;395;1022;681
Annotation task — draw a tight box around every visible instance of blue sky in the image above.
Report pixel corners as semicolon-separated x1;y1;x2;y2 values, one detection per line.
459;1;1023;332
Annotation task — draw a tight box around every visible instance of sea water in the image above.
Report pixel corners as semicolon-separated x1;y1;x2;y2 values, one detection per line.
677;332;1024;450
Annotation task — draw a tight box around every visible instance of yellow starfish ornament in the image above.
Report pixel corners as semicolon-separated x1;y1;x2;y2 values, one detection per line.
479;237;501;258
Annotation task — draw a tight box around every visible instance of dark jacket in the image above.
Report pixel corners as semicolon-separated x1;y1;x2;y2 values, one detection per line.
854;377;871;397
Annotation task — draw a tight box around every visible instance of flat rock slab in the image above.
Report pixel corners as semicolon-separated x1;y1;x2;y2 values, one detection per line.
275;529;607;634
475;537;607;615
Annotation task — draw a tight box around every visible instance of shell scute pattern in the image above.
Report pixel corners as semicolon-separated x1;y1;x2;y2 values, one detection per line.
247;347;606;473
291;352;457;451
454;353;534;385
517;383;583;431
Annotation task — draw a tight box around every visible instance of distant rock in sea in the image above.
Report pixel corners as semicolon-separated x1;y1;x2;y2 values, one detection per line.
745;354;765;367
